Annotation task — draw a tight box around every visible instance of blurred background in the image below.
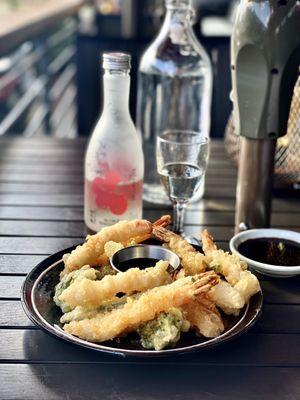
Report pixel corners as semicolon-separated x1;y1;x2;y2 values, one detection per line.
0;0;237;138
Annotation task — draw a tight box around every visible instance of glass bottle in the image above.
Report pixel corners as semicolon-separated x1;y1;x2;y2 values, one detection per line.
85;53;144;232
136;0;212;204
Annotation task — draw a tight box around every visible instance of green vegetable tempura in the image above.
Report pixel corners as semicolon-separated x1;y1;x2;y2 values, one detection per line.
54;265;114;313
137;308;190;351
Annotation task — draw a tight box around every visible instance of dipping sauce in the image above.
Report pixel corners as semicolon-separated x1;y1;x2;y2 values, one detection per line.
238;238;300;266
117;258;160;272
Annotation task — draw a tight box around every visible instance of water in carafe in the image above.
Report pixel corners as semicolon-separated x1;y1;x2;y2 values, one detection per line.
137;0;212;204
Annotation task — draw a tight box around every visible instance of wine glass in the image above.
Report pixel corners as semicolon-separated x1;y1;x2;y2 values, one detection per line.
156;130;209;234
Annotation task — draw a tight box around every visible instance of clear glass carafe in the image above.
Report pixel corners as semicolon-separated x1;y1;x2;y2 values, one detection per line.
136;0;212;204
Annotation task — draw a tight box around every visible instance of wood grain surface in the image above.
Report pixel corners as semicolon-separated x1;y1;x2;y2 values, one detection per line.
0;138;299;400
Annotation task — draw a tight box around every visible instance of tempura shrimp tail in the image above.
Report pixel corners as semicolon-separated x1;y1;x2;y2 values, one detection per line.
152;225;172;242
154;214;171;227
201;229;218;253
153;226;207;275
63;272;219;342
135;214;171;243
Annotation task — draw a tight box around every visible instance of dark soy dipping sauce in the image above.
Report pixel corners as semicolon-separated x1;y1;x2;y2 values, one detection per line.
238;238;300;266
117;258;160;272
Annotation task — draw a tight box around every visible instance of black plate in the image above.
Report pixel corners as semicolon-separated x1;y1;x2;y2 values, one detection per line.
21;244;263;357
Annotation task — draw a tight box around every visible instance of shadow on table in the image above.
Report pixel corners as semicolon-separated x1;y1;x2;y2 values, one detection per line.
23;329;299;400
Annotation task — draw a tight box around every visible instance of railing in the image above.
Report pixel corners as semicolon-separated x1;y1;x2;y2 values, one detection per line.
0;1;84;137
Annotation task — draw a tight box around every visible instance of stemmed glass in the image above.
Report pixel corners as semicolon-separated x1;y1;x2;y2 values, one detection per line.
156;130;209;234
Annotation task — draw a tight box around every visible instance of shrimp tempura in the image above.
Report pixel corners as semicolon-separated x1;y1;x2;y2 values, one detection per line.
59;260;171;310
63;271;219;342
202;230;260;302
62;215;171;276
184;296;224;338
209;280;245;314
202;230;247;285
153;226;207;275
234;270;260;303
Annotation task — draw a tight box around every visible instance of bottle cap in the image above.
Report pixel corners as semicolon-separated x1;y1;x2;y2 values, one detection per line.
102;52;131;71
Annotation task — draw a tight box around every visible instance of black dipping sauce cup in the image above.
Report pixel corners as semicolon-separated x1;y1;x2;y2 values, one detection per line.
110;244;180;273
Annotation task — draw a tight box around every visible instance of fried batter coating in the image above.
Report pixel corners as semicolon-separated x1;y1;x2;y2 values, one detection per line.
60;297;129;323
201;230;247;285
202;230;260;302
62;215;171;276
234;270;260;303
153;226;206;275
209;280;245;314
61;306;99;323
63;272;218;342
184;296;224;338
54;265;112;313
59;260;172;310
137;308;189;350
104;241;124;258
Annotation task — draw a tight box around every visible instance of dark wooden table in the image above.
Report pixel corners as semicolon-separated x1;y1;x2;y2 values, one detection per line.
0;137;299;400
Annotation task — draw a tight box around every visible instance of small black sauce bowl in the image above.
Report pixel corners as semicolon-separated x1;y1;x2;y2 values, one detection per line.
110;244;180;273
